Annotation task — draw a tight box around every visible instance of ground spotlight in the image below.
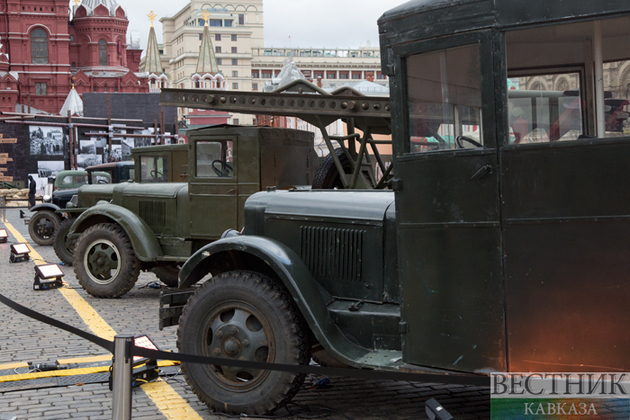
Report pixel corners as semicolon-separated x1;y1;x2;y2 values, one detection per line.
10;243;30;263
33;264;64;291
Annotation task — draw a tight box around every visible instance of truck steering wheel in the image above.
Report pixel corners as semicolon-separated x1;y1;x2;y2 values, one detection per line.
212;160;233;177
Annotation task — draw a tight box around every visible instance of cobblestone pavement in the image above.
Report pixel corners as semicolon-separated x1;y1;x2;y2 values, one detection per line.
0;208;491;419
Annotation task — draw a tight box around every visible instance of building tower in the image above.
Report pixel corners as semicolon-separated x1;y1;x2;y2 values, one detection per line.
184;10;229;130
144;11;168;91
70;0;147;95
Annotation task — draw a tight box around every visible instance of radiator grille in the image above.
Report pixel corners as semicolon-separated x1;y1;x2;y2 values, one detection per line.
139;200;166;227
301;226;363;282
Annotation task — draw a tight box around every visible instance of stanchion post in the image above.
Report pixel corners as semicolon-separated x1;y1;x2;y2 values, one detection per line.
112;335;134;420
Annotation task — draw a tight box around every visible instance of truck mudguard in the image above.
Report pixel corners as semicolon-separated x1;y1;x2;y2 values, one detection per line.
68;203;163;262
180;235;370;366
30;203;62;213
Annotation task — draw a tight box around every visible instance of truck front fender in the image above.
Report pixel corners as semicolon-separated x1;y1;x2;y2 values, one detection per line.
180;235;369;365
30;203;62;213
69;203;162;262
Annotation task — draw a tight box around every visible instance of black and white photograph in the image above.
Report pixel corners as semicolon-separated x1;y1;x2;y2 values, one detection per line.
121;138;134;159
77;154;102;169
104;144;122;163
29;126;67;156
90;131;108;149
36;160;64;178
79;139;96;154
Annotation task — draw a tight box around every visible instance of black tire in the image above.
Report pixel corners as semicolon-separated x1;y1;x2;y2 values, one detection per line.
28;210;61;246
152;265;180;288
312;148;351;189
73;223;140;298
177;271;310;415
53;217;77;266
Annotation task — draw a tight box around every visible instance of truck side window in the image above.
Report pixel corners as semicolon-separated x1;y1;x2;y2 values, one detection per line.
407;43;483;153
507;73;584;143
196;140;234;178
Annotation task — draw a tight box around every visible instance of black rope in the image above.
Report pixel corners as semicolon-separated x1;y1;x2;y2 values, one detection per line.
0;291;489;387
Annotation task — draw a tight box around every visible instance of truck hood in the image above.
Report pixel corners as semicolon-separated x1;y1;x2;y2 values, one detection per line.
246;190;395;222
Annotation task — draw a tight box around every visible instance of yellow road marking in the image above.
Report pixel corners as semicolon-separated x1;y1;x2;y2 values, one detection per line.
0;355;112;372
2;220;202;419
0;360;180;383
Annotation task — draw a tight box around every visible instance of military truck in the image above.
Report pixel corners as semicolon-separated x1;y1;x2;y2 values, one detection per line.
52;145;189;265
156;0;630;415
28;162;134;246
66;125;317;297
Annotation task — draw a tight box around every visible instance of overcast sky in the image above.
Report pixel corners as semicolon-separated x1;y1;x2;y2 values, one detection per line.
90;0;409;52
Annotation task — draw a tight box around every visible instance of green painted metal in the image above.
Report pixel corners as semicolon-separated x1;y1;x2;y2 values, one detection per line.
179;235;373;368
69;203;163;262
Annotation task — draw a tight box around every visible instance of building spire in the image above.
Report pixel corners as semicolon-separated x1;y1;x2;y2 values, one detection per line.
144;11;162;74
196;10;219;75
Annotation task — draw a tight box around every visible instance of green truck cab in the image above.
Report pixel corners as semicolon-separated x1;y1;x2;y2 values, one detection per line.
158;0;630;416
67;125;317;297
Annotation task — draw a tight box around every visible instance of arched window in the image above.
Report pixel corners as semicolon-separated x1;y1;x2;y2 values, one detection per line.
31;28;48;64
99;40;107;65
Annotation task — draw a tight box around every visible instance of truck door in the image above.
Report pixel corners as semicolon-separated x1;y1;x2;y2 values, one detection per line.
189;137;237;239
393;33;506;372
501;20;630;372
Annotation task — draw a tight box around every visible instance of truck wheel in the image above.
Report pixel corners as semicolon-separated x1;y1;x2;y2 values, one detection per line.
177;271;309;415
28;210;60;246
312;148;351;189
53;218;77;266
73;223;140;298
152;265;180;287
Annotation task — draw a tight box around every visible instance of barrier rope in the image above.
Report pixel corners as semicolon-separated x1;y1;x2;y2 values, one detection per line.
0;291;490;387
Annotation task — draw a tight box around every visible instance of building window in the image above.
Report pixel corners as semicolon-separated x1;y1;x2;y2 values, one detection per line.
238;14;244;25
216;46;221;53
232;71;238;77
35;83;47;95
233;118;239;125
215;34;221;41
232;59;238;65
252;83;258;90
31;28;48;64
339;71;349;79
199;34;202;41
210;19;222;27
217;58;222;65
314;71;324;79
93;87;97;92
231;47;237;53
352;71;362;79
224;20;232;27
251;70;259;78
377;71;387;80
199;19;205;26
232;83;238;90
99;40;107;65
262;70;272;78
326;71;337;79
231;34;237;41
70;35;75;42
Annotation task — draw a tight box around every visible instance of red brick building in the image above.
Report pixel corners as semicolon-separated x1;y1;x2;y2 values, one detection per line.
0;0;148;115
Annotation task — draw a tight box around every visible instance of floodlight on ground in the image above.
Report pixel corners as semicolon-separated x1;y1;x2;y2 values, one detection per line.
425;398;453;420
0;228;7;243
10;243;30;263
33;264;64;291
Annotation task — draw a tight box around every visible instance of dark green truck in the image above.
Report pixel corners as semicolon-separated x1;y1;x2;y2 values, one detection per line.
157;0;630;416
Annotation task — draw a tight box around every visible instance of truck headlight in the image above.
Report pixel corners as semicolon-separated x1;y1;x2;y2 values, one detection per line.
43;195;51;203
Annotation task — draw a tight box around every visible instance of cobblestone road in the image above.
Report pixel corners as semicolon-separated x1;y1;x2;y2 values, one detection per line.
0;208;490;419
